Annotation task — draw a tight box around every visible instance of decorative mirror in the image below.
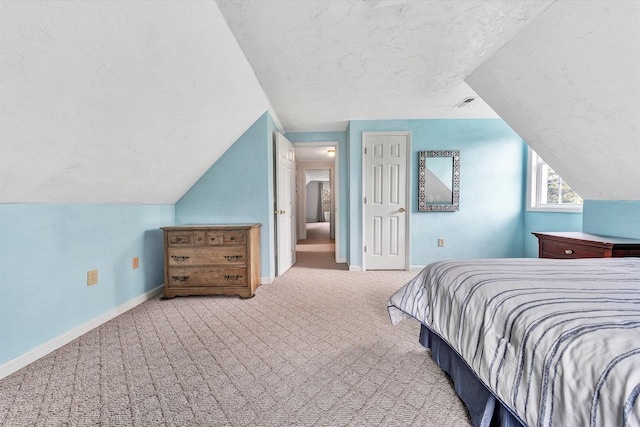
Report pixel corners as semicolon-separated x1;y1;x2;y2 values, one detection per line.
418;150;460;212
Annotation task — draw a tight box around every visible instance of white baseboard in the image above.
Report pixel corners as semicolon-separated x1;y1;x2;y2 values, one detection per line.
261;276;274;285
336;258;347;263
410;265;426;271
348;265;362;272
0;284;163;380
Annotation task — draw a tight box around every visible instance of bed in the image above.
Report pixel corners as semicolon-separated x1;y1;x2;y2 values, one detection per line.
387;258;640;427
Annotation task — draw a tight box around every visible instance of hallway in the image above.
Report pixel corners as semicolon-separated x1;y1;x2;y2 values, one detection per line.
295;222;343;270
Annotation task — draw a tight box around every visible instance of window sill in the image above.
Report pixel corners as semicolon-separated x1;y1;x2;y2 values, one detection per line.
527;205;583;214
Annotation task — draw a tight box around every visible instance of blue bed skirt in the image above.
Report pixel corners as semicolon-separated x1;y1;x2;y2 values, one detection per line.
419;324;526;427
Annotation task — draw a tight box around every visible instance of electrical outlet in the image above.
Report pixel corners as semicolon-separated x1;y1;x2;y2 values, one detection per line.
87;269;98;286
132;257;139;269
438;238;445;247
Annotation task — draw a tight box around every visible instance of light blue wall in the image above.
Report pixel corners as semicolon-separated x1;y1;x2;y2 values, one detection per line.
175;112;276;279
284;131;348;261
523;211;583;257
5;116;635;370
0;204;173;365
582;200;640;239
348;119;527;268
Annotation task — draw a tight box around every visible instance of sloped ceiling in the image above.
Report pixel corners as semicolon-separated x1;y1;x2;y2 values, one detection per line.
467;0;640;200
216;0;554;131
4;0;634;205
0;1;273;204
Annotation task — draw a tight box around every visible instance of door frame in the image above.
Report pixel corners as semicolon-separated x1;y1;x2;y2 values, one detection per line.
293;141;340;263
361;131;411;271
298;165;332;239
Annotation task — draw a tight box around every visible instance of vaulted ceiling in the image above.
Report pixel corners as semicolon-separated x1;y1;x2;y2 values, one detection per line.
0;1;273;204
1;0;638;204
217;0;554;131
467;0;640;200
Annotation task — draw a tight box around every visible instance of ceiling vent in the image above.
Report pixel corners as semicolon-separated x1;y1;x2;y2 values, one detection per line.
455;97;476;108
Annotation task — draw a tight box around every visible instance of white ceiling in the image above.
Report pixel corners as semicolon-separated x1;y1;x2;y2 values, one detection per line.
467;0;640;200
0;1;272;204
216;0;554;132
295;145;336;163
3;0;635;204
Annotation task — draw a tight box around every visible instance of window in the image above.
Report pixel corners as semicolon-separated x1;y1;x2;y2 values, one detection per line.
527;148;583;212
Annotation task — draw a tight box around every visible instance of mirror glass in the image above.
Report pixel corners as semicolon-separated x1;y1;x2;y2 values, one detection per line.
418;150;460;212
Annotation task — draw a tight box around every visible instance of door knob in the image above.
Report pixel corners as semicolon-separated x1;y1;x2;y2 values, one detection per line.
399;208;406;213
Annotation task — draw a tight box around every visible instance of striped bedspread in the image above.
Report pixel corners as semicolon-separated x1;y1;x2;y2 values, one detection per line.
387;258;640;427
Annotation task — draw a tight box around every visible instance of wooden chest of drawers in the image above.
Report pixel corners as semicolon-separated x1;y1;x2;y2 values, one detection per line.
161;224;261;299
533;232;640;259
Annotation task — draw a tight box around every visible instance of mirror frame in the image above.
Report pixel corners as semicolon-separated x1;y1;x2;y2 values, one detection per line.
418;150;460;212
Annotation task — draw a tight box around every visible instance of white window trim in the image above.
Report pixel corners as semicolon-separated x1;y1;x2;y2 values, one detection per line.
527;148;583;213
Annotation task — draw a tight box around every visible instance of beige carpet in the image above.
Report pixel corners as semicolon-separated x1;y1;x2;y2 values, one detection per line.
0;225;472;426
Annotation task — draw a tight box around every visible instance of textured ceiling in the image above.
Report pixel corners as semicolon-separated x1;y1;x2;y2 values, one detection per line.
216;0;554;132
8;0;628;205
0;1;272;204
295;145;336;164
467;1;640;200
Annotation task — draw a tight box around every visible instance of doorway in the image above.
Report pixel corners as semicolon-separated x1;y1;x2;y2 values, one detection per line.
296;168;336;270
294;142;340;263
304;168;331;232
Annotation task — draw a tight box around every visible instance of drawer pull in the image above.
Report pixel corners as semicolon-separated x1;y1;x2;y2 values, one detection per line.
564;249;574;255
224;255;243;262
171;256;190;263
172;275;190;282
224;275;243;281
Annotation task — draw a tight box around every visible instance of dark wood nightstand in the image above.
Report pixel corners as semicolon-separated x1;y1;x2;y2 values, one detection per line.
532;232;640;259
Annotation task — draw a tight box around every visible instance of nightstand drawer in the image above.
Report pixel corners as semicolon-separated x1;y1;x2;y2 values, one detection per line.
540;240;607;259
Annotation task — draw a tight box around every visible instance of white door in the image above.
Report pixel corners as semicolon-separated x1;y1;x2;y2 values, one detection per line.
363;132;410;270
275;132;296;276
